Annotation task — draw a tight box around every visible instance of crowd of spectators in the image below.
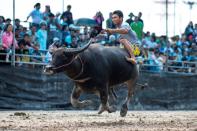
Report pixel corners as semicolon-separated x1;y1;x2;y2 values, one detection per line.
0;3;196;73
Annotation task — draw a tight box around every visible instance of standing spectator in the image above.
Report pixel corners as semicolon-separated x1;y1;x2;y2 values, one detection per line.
126;12;134;25
106;12;115;29
61;5;73;26
137;12;144;24
26;3;43;29
0;27;3;46
0;16;5;30
93;11;104;33
0;16;4;46
193;24;197;43
47;13;62;47
43;5;51;21
184;21;193;40
130;16;144;40
36;21;47;51
2;24;18;62
55;12;63;43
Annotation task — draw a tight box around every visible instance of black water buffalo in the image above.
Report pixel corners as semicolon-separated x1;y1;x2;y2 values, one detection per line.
44;39;139;117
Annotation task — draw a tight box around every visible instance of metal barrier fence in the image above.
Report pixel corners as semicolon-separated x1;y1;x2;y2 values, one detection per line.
0;50;197;74
139;59;197;74
0;50;49;66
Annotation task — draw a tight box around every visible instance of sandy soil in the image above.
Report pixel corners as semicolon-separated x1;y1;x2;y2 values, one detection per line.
0;111;196;131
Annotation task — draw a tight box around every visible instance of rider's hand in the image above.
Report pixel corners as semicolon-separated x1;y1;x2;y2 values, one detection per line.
100;29;106;34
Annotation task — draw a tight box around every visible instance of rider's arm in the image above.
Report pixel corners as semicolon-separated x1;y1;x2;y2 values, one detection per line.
105;28;128;34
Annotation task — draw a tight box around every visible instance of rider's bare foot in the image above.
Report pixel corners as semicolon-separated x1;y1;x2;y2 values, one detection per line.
125;56;137;64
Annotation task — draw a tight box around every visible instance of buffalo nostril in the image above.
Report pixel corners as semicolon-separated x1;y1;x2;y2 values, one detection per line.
43;65;55;75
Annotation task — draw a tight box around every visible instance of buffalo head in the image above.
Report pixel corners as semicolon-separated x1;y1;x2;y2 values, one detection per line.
44;39;92;75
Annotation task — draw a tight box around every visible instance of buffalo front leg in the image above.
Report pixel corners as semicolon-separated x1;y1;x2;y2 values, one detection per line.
71;85;92;108
120;79;137;117
98;85;116;114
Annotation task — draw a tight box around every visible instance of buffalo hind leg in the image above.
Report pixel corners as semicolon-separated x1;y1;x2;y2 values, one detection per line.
98;85;116;114
120;79;136;117
71;85;92;108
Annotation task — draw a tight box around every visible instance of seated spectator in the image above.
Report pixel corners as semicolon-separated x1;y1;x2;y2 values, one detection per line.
2;24;18;62
5;18;11;25
17;34;39;63
106;35;118;46
27;24;38;45
80;26;90;42
141;33;157;49
189;43;197;61
174;46;182;62
164;42;174;56
155;52;165;71
70;28;80;48
62;25;71;47
14;18;23;30
18;34;38;50
182;51;191;61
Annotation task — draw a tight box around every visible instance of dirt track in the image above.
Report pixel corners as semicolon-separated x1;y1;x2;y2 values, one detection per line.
0;111;196;131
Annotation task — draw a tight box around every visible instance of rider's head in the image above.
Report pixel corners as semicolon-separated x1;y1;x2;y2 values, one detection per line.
113;10;123;18
112;10;123;26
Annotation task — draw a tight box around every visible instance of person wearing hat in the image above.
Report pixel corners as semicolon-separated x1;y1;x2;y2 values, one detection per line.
126;12;134;25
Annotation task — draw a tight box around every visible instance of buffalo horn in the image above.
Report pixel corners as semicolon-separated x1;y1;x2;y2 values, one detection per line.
64;39;92;54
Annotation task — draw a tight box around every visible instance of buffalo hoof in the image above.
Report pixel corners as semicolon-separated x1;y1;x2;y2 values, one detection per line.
81;100;93;107
107;106;117;113
98;105;116;114
98;105;106;114
120;104;128;117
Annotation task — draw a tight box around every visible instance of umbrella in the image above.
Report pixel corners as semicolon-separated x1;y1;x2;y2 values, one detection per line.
74;18;98;27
